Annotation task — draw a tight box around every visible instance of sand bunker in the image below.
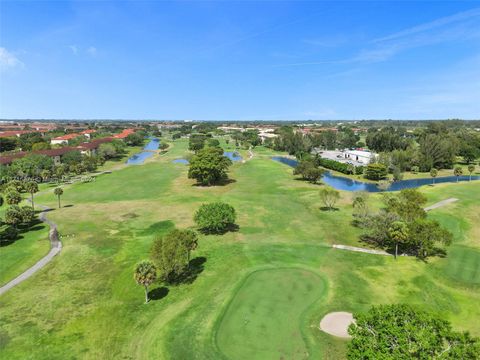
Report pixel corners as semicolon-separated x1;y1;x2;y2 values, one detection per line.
320;312;354;338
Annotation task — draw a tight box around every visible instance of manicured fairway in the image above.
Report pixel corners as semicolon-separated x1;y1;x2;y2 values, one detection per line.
0;138;479;359
216;268;326;360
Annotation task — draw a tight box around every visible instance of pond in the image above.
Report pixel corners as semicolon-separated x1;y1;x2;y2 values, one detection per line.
172;159;189;165
224;151;242;161
272;156;480;192
143;137;160;151
126;137;160;165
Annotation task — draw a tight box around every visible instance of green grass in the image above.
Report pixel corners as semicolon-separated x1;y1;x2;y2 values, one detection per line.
0;138;479;359
0;221;50;286
216;268;327;360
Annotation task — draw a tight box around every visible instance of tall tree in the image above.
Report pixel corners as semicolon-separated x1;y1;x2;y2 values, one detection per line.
178;229;199;263
467;164;475;181
133;260;157;303
188;147;232;186
387;221;409;259
24;181;39;211
430;168;438;185
150;230;189;283
54;187;64;208
454;166;463;182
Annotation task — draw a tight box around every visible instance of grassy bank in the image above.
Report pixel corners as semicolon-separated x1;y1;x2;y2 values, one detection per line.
0;139;478;359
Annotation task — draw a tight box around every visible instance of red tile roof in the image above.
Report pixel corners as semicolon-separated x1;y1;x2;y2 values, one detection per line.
80;129;96;135
113;129;135;139
77;137;113;150
0;130;37;138
52;133;82;141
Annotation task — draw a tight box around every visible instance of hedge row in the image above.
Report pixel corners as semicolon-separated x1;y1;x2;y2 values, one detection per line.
317;157;364;175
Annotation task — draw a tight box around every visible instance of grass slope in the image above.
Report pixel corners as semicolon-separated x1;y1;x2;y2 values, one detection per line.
0;139;479;359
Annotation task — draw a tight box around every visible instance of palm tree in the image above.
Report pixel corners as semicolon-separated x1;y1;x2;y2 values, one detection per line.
467;164;475;181
54;187;63;208
25;181;39;211
430;168;438;185
134;260;157;303
454;166;463;182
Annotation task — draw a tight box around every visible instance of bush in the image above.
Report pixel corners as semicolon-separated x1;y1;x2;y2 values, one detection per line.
316;157;362;175
364;163;388;180
194;202;237;234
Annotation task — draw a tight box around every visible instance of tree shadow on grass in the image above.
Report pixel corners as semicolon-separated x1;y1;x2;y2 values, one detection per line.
192;178;237;187
148;286;169;301
319;206;340;211
63;204;74;208
140;220;175;236
0;219;46;247
169;256;207;285
198;223;239;235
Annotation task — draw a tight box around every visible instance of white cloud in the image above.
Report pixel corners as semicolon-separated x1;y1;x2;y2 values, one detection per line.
0;47;23;70
69;45;78;55
87;46;97;57
373;7;480;43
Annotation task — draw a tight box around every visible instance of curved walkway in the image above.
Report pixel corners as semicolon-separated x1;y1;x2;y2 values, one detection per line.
333;244;390;256
0;204;62;296
424;197;458;211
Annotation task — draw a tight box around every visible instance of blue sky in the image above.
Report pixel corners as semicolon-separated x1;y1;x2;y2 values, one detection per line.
1;1;479;120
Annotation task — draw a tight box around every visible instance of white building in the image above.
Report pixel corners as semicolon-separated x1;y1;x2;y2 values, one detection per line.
343;150;377;164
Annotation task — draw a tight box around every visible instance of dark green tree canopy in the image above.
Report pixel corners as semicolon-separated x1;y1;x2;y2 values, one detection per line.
188;147;232;186
194;202;237;234
364;163;388;180
348;304;480;359
150;230;189;284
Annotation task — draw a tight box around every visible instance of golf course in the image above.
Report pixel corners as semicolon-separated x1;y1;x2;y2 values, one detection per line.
1;137;479;359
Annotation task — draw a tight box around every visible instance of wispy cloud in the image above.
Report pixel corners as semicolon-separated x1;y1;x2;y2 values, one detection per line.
278;7;480;67
0;47;24;70
372;7;480;43
87;46;97;57
69;45;78;55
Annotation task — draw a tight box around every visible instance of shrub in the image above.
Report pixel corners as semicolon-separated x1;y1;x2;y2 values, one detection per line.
316;157;363;175
364;163;388;180
194;202;236;234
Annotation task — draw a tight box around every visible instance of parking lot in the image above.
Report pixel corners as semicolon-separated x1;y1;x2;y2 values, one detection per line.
317;150;367;167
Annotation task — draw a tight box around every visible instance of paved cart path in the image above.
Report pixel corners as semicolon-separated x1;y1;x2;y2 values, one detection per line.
424;197;458;211
0;204;61;296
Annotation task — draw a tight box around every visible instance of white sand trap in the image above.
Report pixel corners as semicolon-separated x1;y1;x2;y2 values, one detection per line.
320;312;354;338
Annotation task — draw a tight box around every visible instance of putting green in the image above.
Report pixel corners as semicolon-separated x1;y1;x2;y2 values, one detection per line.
215;268;326;360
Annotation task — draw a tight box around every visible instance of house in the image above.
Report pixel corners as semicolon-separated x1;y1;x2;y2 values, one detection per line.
77;137;114;156
50;130;96;145
1;137;113;166
50;133;82;145
113;129;135;139
0;130;37;138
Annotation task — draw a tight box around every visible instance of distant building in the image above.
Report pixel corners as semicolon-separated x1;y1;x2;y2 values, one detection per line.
112;128;135;139
50;130;96;145
343;150;377;164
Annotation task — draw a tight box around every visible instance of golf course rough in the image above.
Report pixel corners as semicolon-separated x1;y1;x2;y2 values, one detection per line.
215;268;327;360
